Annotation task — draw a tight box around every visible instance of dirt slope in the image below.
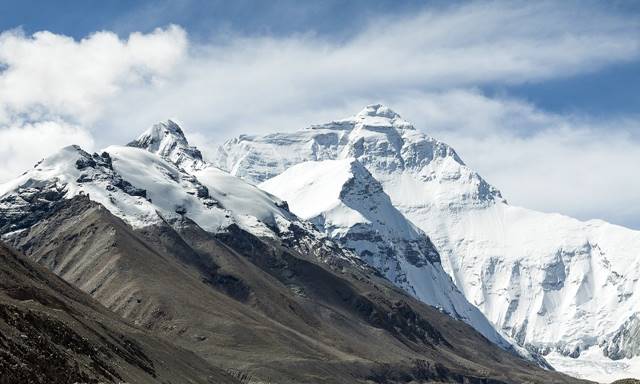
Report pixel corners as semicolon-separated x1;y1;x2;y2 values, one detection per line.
0;241;238;383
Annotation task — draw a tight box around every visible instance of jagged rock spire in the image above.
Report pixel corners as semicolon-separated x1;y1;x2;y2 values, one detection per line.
128;120;205;170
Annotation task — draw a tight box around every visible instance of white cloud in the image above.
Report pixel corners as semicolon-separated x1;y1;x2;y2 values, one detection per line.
0;121;94;181
0;1;639;227
0;25;186;124
391;90;640;228
93;1;639;142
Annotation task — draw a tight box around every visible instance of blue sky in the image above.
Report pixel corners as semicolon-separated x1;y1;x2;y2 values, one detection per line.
1;0;638;116
0;1;432;40
0;0;639;227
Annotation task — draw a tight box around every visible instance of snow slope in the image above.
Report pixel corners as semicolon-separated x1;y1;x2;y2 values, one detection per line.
546;347;640;383
261;158;510;349
0;124;301;241
215;104;640;379
0;145;236;232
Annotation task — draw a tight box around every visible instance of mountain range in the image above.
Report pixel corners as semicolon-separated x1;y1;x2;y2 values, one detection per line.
0;105;636;382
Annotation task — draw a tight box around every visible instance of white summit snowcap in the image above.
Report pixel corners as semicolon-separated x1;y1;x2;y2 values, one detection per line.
129;120;205;170
128;121;300;236
260;158;426;240
353;104;414;130
356;103;401;119
133;120;188;148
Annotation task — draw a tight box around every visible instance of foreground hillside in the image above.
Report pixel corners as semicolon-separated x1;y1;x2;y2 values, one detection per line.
0;242;237;383
4;195;585;383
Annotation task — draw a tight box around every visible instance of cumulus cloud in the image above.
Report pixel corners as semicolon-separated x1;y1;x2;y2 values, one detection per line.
0;121;94;181
0;25;186;124
0;24;186;181
0;1;639;227
391;90;640;228
98;2;639;136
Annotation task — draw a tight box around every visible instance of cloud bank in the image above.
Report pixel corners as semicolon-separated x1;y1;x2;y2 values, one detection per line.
0;120;94;181
0;1;639;227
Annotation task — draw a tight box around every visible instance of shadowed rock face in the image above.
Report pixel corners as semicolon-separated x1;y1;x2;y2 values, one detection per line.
602;314;640;360
2;196;588;384
0;241;238;384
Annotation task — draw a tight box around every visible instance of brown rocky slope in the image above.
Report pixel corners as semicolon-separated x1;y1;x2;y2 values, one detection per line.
4;195;592;384
0;241;238;383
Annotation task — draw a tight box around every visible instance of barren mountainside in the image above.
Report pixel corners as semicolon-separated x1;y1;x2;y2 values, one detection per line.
0;241;238;384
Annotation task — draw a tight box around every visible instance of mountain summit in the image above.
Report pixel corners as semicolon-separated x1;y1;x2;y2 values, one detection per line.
129;120;206;170
356;103;403;119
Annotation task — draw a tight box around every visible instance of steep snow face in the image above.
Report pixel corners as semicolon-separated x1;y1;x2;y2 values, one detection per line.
215;104;640;374
0;141;299;239
0;145;232;232
260;158;510;349
128;120;206;170
420;201;640;362
261;158;441;284
192;166;291;234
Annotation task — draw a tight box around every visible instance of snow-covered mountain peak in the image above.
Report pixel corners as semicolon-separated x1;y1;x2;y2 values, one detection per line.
215;105;503;210
128;120;205;170
125;122;307;236
130;120;188;149
305;104;414;133
0;140;299;239
356;103;400;119
261;158;433;260
354;104;414;131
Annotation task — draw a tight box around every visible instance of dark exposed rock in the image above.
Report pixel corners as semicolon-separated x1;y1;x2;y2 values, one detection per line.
112;177;147;198
276;200;289;211
601;313;640;360
74;150;114;171
0;181;68;234
75;156;97;170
